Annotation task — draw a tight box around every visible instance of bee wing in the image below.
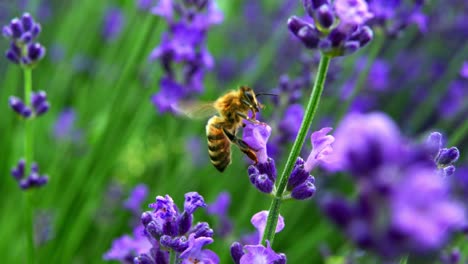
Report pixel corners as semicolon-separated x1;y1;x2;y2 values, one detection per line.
171;101;218;119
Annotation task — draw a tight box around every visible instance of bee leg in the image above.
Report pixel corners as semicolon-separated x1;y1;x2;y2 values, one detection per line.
236;112;261;124
223;128;259;163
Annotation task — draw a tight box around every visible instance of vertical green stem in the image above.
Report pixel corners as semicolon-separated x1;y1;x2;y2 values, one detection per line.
261;55;331;245
170;250;177;264
24;68;34;169
23;68;35;264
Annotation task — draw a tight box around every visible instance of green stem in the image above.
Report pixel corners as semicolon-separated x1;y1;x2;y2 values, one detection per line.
23;68;36;264
261;54;331;245
337;29;384;121
24;68;33;169
449;118;468;147
170;250;177;264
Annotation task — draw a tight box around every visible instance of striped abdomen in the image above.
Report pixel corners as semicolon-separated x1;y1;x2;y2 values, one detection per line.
206;116;232;172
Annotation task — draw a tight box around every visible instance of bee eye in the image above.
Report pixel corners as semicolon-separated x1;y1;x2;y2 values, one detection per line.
245;91;254;102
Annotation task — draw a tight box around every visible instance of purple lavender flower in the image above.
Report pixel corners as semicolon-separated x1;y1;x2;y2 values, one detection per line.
322;112;466;259
426;132;460;177
104;225;152;263
251;211;285;244
366;0;428;36
334;0;374;26
303;127;335;172
129;192;216;263
53;108;82;142
9;90;50;118
2;13;46;66
124;184;149;215
325;112;402;175
207;192;232;237
148;0;223;113
288;0;374;56
179;234;219;264
102;7;125;42
11;159;48;189
230;211;286;264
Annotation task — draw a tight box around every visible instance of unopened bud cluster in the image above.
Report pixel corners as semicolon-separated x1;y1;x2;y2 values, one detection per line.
9;91;50;118
288;0;374;56
2;13;46;66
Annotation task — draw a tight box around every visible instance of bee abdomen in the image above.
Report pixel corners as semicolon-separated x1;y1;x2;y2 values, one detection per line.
206;117;231;172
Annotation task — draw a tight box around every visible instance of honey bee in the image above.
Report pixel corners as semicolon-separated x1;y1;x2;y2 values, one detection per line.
175;86;264;172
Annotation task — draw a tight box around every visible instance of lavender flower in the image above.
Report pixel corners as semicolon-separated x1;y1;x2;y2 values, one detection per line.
426;132;460;177
124;184;149;215
9;90;50;118
53;108;82;142
2;12;46;66
366;0;428;36
104;225;152;263
230;211;286;264
148;0;223;113
129;192;217;263
102;7;125;42
244;121;327;200
322;112;466;259
288;0;374;56
11;159;48;189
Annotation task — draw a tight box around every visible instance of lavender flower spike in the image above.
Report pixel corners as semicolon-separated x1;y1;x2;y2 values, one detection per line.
179;234;219;264
251;211;285;244
3;13;46;66
243;122;271;164
304;127;335;172
240;242;286;264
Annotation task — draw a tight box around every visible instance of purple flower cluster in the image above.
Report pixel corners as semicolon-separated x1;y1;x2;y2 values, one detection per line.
9;90;50;118
322;112;465;258
426;132;460;177
105;192;218;263
243;121;334;200
366;0;428;36
230;211;286;264
11;159;48;189
288;0;374;56
148;0;223;113
2;12;46;66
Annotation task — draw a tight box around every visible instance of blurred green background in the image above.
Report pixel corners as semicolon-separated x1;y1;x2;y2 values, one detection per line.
0;0;467;263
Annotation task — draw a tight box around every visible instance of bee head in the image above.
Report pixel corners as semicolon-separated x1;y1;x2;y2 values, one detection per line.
240;86;261;112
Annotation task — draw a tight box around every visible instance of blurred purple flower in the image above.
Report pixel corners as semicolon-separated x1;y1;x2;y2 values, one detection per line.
366;0;428;36
103;225;152;263
460;61;468;78
102;7;125;42
53;108;82;142
124;184;149;215
148;0;223;113
326;112;402;175
334;0;374;26
278;104;304;142
322;112;466;259
207;192;232;237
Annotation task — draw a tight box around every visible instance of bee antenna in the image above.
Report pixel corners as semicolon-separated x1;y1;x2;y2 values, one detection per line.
255;93;278;97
